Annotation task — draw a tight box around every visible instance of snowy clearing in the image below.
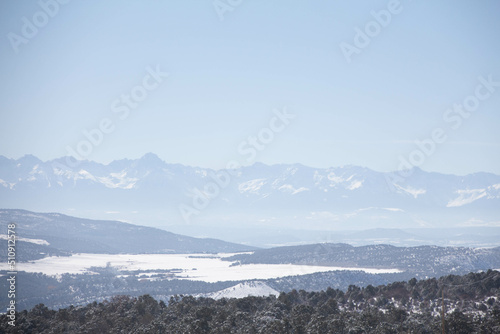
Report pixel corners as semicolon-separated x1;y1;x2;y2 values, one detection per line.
0;253;402;283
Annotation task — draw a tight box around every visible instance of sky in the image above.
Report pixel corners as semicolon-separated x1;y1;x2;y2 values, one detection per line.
0;0;499;175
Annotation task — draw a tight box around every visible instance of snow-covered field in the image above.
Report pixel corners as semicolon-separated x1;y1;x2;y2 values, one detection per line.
202;282;280;299
1;253;401;283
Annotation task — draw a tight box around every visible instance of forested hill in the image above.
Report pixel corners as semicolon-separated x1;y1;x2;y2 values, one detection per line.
2;270;499;333
0;209;256;257
225;243;500;279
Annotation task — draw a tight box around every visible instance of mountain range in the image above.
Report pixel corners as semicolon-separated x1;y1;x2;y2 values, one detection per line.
1;153;499;236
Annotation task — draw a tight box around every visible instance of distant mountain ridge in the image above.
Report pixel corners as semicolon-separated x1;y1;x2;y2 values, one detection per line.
0;209;256;258
0;154;499;230
225;242;500;279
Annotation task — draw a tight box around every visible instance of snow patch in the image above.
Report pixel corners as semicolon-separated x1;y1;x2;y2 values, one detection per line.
447;189;487;207
278;184;309;195
204;281;279;299
0;234;49;245
238;179;266;194
347;180;363;190
97;172;138;189
0;179;15;189
327;172;344;184
394;184;426;198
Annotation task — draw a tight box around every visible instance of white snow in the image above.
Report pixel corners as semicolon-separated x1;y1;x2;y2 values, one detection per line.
347;180;363;190
203;281;279;299
278;184;309;195
0;234;50;245
97;171;138;189
0;179;15;189
327;172;344;184
0;253;402;282
238;179;266;194
195;170;208;177
29;165;42;175
447;189;487;207
394;184;426;198
78;169;97;181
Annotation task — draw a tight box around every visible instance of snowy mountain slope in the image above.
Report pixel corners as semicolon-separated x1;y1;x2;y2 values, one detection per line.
0;154;499;229
201;281;279;299
0;209;256;257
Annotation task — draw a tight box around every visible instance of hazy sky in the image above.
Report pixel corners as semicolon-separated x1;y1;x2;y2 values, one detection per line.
1;0;499;175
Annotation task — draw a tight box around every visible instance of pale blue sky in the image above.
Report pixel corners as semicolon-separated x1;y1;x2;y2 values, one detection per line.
1;0;499;175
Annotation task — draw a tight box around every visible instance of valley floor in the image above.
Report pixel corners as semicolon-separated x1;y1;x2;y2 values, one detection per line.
0;252;401;282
